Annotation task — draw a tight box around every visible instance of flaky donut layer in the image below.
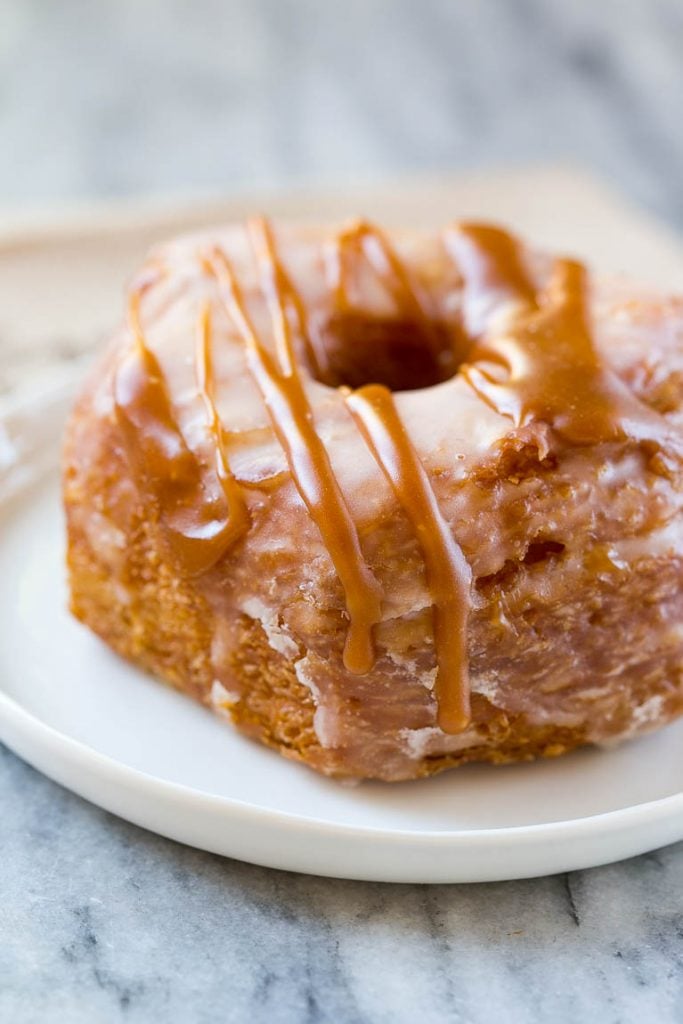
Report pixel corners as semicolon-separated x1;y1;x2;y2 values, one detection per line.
64;220;683;780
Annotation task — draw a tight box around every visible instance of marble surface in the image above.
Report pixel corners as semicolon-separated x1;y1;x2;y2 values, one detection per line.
1;0;683;231
3;1;683;1021
4;748;683;1024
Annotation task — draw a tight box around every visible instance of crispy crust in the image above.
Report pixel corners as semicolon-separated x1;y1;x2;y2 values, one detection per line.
64;406;683;780
66;487;594;778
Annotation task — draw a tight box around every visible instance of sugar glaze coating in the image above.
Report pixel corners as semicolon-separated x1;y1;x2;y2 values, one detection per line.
64;219;683;780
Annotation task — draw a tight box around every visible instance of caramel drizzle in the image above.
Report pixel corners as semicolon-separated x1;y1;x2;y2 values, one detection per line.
203;230;382;675
446;223;627;445
346;384;472;732
115;217;645;736
330;220;443;359
444;223;536;338
195;303;250;546
249;217;329;381
113;290;247;575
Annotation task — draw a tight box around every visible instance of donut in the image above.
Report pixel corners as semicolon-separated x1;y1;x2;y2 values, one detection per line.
63;218;683;781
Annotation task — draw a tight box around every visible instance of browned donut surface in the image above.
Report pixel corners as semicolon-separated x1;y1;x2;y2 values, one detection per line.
63;219;683;780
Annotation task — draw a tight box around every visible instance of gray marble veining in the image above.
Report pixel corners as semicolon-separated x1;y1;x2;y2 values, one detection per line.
3;746;683;1024
2;1;683;1021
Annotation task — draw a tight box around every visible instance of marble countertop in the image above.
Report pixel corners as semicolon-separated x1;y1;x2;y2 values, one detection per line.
4;736;683;1024
3;1;683;1021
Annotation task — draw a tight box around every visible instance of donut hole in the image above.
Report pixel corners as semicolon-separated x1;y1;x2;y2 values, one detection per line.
312;313;460;392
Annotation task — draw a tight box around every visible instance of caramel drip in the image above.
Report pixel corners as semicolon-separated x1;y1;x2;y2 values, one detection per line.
331;220;443;357
444;223;537;337
113;291;247;575
248;217;329;380
346;384;472;733
449;223;626;445
204;243;382;675
195;304;250;546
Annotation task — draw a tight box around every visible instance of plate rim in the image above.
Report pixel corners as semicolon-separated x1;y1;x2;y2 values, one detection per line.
3;681;683;842
3;680;683;882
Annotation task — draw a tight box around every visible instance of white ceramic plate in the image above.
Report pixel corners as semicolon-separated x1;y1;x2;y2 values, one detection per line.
2;383;683;883
4;172;683;882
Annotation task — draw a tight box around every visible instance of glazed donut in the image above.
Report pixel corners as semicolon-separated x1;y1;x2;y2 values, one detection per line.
63;218;683;781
